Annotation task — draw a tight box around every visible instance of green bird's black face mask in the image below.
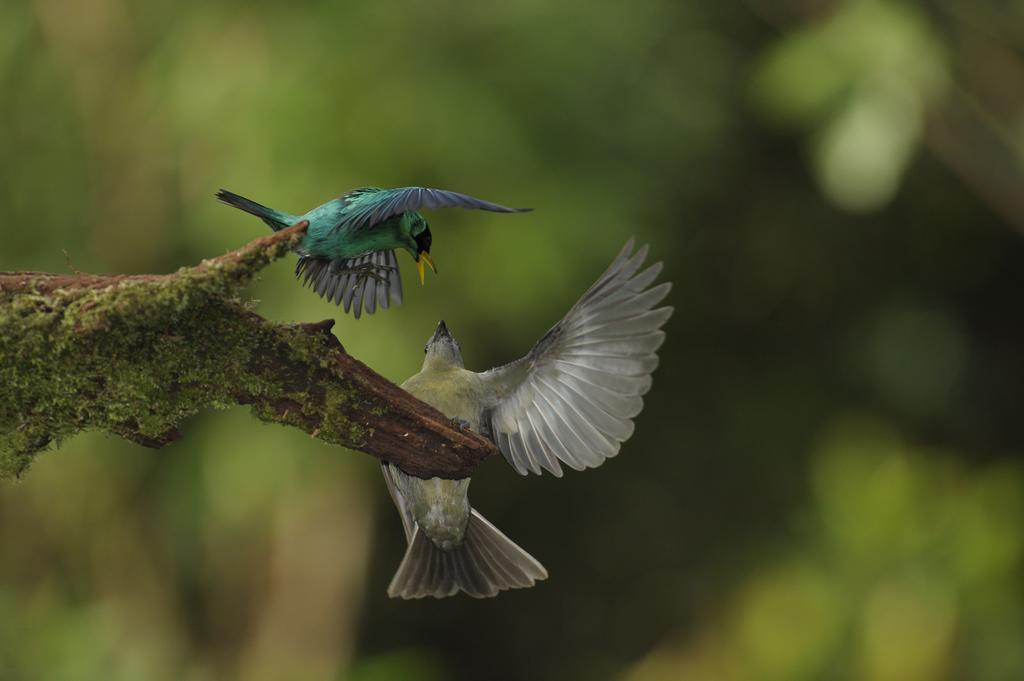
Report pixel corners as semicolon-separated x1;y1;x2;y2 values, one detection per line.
414;226;436;285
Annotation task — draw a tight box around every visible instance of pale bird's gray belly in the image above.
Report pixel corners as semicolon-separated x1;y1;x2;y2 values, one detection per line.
397;368;487;548
394;473;472;549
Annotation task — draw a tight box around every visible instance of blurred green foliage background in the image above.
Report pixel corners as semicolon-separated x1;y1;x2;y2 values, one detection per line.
2;0;1024;679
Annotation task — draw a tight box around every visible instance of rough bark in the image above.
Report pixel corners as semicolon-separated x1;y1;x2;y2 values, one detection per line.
0;222;499;480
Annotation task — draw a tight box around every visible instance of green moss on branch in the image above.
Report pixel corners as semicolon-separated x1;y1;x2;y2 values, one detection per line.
0;224;497;481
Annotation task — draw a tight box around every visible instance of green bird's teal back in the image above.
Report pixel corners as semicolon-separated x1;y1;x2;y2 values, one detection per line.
216;186;531;318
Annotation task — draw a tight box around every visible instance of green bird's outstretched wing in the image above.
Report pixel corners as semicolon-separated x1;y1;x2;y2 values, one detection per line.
478;240;672;477
333;187;531;234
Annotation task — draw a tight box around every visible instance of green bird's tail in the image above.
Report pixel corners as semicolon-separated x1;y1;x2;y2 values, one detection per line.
387;510;548;599
216;189;295;232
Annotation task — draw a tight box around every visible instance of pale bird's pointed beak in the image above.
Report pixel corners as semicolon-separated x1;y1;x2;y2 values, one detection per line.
429;319;452;344
416;252;437;286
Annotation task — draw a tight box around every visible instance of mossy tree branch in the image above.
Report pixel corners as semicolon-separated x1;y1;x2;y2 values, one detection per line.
0;223;499;481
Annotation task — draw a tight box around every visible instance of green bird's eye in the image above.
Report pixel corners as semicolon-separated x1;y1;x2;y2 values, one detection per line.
414;225;432;254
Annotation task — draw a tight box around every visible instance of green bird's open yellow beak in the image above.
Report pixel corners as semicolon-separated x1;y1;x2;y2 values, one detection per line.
416;252;437;286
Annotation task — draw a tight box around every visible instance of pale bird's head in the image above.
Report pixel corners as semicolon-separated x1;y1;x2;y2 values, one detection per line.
423;320;464;369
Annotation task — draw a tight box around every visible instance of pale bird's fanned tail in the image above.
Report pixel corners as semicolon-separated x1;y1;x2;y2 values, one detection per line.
295;250;403;319
387;510;547;599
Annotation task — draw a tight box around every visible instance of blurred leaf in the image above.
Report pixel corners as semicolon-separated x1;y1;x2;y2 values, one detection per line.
812;82;923;211
733;559;845;680
861;573;957;681
752;0;949;212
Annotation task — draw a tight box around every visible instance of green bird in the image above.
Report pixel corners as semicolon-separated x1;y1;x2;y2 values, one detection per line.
216;186;530;318
384;240;672;598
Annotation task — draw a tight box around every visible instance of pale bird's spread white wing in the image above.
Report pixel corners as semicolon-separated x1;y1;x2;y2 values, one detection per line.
479;240;672;476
